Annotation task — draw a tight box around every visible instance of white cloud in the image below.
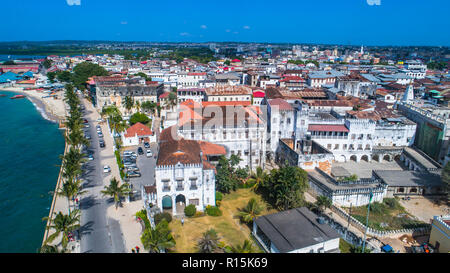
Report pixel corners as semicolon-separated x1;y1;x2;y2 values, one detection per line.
180;32;190;36
243;25;250;29
121;21;128;25
66;0;81;5
233;31;239;34
200;25;207;29
225;29;231;33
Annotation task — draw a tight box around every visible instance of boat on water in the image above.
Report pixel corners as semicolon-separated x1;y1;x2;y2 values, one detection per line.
10;95;26;99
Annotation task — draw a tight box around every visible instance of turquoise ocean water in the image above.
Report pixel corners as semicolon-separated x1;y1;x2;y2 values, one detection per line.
0;90;65;252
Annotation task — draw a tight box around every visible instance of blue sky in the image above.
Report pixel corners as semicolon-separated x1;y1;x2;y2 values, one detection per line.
3;0;450;46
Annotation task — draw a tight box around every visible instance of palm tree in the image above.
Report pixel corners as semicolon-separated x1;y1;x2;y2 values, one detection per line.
224;240;255;253
247;166;267;191
101;177;131;209
38;244;67;253
197;229;221;253
58;179;87;214
140;220;175;253
124;96;134;115
109;114;127;136
42;210;80;250
167;92;177;112
315;195;332;214
238;198;263;224
135;100;141;113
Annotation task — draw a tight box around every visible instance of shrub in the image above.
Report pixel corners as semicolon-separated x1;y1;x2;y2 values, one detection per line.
135;209;150;229
154;212;172;225
215;191;223;201
205;205;222;217
194;211;204;217
184;204;196;217
216;200;221;207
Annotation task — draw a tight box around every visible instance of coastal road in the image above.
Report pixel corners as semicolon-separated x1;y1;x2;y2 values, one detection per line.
79;96;126;253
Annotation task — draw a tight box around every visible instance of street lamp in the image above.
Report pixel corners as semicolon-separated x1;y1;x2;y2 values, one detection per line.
362;190;373;253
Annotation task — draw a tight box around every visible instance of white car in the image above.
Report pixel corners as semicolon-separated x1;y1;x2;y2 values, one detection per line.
103;165;111;173
146;149;152;157
96;118;104;122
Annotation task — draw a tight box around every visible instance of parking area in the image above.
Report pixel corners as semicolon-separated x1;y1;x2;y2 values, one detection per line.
398;196;450;223
121;142;157;199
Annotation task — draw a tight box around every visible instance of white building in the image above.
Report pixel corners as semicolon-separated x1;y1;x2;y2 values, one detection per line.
154;127;226;215
177;72;207;88
204;85;252;102
267;98;295;153
177;101;266;170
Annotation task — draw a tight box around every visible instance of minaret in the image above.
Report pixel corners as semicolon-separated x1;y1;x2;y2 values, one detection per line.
360;45;364;55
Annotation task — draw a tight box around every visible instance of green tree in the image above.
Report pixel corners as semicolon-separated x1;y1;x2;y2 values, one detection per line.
224;240;255;253
134;72;149;81
247;166;267;191
140;219;176;253
129;112;150;125
215;155;248;193
315;195;332;214
3;60;15;65
47;72;56;83
124;96;134;115
238;198;263;224
72;62;109;90
38;244;67;253
263;164;309;211
42;210;80;250
43;59;53;69
58;179;87;214
197;229;221;253
56;70;72;82
101;177;131;209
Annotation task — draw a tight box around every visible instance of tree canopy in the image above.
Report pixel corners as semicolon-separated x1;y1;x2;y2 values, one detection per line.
72;61;109;90
129;112;150;126
215;155;249;193
261;164;309;211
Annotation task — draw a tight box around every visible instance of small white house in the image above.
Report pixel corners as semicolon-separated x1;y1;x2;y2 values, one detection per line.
121;122;155;146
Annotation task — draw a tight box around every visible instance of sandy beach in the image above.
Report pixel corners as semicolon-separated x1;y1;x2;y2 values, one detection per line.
0;86;67;123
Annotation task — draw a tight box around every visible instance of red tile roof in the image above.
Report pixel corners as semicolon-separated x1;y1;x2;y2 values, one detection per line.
308;124;349;132
269;98;293;111
124;122;153;138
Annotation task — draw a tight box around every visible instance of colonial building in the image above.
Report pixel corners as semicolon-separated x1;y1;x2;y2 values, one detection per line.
93;76;163;113
177;100;266;170
267;98;295;153
121;122;155;146
204;85;252;102
154;127;226;215
177;72;207;88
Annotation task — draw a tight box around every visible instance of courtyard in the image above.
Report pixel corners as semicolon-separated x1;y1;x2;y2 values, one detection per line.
168;188;277;253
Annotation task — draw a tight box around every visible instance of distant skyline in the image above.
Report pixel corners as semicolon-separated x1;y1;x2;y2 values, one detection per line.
4;0;450;46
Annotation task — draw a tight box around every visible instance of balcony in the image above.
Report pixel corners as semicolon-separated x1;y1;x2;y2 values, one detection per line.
190;185;198;190
162;186;170;192
176;185;184;191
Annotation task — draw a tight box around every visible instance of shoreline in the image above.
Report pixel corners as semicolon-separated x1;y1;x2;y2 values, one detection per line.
0;86;66;124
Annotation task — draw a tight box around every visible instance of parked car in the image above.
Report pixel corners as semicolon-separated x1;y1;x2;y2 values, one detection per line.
146;149;152;157
123;162;137;168
103;165;111;173
96;118;103;122
84;124;90;128
126;166;139;172
88;154;94;161
123;151;133;157
85;134;91;140
83;119;89;124
144;142;150;149
127;171;141;178
137;147;144;155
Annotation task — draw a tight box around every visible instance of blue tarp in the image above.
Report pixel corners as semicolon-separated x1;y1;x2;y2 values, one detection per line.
381;245;393;252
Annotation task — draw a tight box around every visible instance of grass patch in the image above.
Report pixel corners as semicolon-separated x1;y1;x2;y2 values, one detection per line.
339;239;353;253
345;198;428;231
169;188;275;253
